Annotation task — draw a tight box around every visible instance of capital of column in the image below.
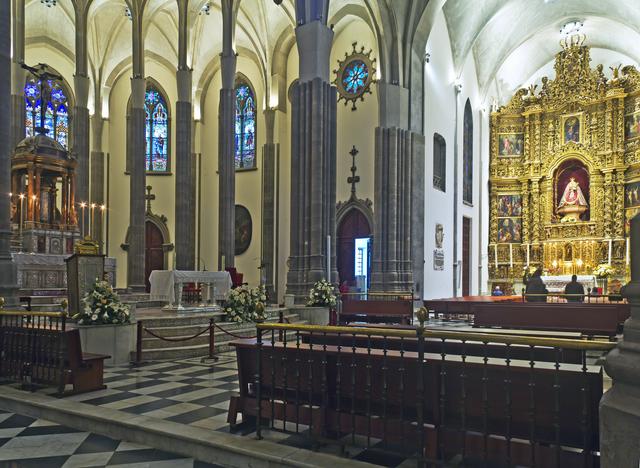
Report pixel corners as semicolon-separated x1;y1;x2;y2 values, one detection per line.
377;82;409;129
296;21;333;83
177;69;192;103
130;77;146;109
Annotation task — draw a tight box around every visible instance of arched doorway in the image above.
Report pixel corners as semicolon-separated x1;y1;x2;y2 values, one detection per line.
337;208;372;292
145;221;165;292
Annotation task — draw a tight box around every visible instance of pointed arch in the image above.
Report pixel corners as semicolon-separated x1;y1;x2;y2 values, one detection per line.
463;99;473;204
234;74;257;170
24;65;73;149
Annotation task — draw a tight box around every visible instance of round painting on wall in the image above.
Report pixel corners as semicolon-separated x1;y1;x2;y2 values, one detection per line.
235;205;252;255
333;41;377;111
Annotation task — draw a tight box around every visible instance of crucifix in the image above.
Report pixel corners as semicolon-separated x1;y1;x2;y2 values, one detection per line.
145;185;156;214
347;145;360;199
21;63;63;136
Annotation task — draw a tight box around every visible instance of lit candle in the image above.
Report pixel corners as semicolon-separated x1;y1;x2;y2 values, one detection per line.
100;205;106;242
509;243;513;268
608;238;612;265
19;194;25;237
494;244;499;268
90;203;96;239
80;202;87;237
526;243;530;266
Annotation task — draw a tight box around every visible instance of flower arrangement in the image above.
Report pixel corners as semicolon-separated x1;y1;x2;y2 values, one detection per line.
307;279;337;308
224;284;267;323
593;263;615;278
74;280;130;325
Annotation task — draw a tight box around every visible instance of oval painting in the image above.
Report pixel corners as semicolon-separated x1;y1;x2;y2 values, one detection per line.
235;205;252;255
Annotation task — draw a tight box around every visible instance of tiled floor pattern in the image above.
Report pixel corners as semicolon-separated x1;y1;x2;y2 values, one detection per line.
0;409;221;467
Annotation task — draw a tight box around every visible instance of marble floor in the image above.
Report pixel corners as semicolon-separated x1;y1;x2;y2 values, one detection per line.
0;409;221;467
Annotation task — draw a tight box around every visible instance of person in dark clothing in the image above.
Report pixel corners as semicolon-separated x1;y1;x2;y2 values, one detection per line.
564;274;585;302
525;268;548;302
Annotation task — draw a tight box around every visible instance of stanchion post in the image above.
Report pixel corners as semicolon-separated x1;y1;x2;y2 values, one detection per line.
135;320;143;365
208;317;217;361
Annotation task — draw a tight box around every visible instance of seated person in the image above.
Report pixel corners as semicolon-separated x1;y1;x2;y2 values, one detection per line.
564;274;585;302
525;268;548;302
491;285;504;296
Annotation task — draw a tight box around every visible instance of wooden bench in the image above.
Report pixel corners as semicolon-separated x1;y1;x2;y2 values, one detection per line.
340;298;414;325
424;296;521;319
471;302;626;337
229;338;602;467
0;320;109;395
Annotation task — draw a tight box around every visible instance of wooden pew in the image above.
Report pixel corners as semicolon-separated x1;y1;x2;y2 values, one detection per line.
340;298;414;325
229;339;602;466
424;296;520;319
0;324;109;395
301;332;585;364
471;302;623;337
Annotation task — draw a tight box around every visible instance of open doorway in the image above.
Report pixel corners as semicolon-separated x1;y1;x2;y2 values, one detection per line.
337;208;372;293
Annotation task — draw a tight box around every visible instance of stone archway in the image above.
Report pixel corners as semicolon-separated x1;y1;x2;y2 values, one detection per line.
336;205;373;291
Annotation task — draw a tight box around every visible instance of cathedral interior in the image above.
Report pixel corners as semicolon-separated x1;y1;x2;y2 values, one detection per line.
1;1;640;467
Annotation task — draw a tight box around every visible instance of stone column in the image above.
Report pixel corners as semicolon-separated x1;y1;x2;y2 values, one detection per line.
370;83;415;293
11;0;25;151
174;0;195;270
261;109;276;299
286;6;338;300
72;1;92;205
0;0;18;302
600;212;640;467
127;1;147;291
217;0;237;270
90;112;105;248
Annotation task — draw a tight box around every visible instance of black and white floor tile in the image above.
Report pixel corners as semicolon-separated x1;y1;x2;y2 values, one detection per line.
0;409;221;467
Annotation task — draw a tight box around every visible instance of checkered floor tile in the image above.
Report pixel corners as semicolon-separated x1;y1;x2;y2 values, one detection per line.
0;408;221;467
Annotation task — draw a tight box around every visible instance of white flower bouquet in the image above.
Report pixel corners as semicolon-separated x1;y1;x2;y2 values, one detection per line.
593;263;615;278
224;284;267;323
307;279;337;308
73;279;131;325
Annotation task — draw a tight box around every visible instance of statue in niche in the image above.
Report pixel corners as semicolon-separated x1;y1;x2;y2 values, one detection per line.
558;177;588;222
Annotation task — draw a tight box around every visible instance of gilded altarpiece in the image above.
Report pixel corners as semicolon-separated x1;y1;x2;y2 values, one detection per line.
489;38;640;283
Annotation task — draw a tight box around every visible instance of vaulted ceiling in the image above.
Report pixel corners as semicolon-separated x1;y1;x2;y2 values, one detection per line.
442;0;640;102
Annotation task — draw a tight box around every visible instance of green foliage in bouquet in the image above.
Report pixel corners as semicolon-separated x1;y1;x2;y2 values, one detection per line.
224;284;267;323
74;280;131;325
307;279;337;308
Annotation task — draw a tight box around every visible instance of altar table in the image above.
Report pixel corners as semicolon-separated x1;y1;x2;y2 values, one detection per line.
149;270;232;308
540;275;597;293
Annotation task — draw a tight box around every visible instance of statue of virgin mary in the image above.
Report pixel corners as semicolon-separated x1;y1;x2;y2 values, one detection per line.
557;177;588;222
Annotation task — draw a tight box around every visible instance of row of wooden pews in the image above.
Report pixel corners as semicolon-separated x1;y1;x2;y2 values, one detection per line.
228;320;614;467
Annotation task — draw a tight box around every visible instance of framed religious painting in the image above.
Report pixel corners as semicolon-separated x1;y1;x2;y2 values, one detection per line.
561;113;582;144
497;194;522;217
626;181;640;208
625;111;640;140
234;205;252;255
497;217;522;243
497;133;524;157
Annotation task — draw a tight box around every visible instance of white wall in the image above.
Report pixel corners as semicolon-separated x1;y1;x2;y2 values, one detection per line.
423;10;488;299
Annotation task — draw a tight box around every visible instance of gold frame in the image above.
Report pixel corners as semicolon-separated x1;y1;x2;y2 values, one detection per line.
496;133;524;157
560;112;583;145
624;110;640;141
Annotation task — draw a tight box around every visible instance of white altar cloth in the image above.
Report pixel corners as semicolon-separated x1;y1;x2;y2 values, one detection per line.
541;275;597;293
149;270;232;306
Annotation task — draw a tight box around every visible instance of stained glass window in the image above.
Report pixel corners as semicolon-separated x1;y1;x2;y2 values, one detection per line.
463;99;473;204
341;60;369;95
235;81;256;170
144;86;169;172
24;77;69;148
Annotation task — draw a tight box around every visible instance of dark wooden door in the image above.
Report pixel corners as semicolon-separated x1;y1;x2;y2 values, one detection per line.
337;209;371;288
145;221;165;292
462;217;471;296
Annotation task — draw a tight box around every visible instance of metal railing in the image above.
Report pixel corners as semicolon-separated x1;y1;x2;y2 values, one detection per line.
245;315;614;467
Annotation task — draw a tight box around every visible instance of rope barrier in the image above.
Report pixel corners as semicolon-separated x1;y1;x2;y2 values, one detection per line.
142;325;210;342
212;322;257;340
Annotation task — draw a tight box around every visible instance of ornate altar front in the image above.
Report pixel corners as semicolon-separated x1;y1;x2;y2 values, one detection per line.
489;33;640;286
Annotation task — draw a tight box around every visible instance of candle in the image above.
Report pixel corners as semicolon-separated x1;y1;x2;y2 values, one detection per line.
494;244;499;268
80;202;87;237
509;243;513;268
627;237;630;265
608;238;612;265
90;203;96;239
100;205;106;242
526;243;530;266
19;194;25;237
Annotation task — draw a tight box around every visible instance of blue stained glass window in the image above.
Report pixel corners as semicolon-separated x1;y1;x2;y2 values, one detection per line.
24;77;69;148
144;87;169;172
342;60;369;95
235;82;256;169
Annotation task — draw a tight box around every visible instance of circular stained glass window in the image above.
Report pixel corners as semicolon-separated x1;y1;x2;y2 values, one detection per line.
334;42;377;111
342;60;369;95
